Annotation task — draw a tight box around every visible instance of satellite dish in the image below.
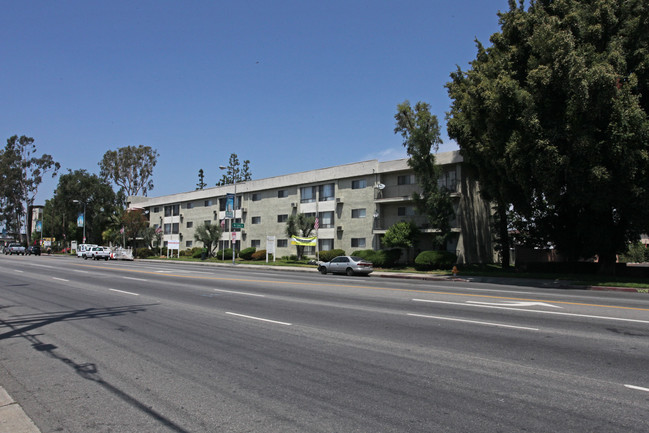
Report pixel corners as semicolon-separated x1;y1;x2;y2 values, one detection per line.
375;183;385;190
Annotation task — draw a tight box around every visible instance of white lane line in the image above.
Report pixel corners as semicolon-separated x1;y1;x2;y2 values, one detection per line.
73;270;89;274
14;270;24;273
408;313;539;331
123;276;148;282
53;277;69;282
226;312;291;326
214;289;265;297
109;289;140;296
412;299;649;324
625;384;649;393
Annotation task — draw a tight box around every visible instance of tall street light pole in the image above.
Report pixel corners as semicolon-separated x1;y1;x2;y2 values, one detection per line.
219;165;236;265
72;199;86;244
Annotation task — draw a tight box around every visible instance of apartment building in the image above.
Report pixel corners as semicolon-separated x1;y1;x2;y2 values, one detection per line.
127;150;495;264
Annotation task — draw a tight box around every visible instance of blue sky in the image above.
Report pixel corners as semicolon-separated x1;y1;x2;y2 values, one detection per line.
2;0;508;204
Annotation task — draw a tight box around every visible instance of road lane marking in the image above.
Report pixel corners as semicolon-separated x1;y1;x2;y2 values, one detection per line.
14;270;24;273
123;276;148;282
109;289;140;296
412;299;649;324
72;263;649;312
407;313;539;331
226;312;291;326
625;384;649;393
467;301;562;308
73;270;89;274
52;277;69;282
214;289;265;297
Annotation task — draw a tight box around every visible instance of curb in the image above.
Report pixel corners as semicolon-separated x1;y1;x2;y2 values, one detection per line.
0;387;40;433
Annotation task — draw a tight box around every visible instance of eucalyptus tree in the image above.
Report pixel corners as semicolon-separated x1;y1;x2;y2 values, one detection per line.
1;135;60;245
99;145;159;197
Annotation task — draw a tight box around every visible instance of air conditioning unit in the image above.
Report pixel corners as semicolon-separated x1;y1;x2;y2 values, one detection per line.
291;202;298;208
241;207;247;213
335;197;343;203
337;225;343;231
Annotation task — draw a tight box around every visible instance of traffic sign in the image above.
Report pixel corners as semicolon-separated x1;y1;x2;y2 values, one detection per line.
232;222;244;229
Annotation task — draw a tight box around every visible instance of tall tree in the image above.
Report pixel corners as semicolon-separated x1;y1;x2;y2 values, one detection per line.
0;135;60;245
285;213;315;260
394;101;454;249
99;145;159;197
44;170;121;246
217;153;252;186
382;221;421;264
446;0;649;274
196;169;207;190
193;222;223;257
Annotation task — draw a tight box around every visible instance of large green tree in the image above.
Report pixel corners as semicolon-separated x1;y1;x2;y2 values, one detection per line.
394;101;454;249
99;145;159;197
446;0;649;274
44;169;121;247
0;135;60;245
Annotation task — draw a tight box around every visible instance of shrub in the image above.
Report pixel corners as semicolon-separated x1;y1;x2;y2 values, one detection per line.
414;250;457;271
220;248;233;260
136;248;154;259
192;248;204;259
319;249;345;262
351;249;401;268
289;254;298;261
251;250;270;261
239;247;256;260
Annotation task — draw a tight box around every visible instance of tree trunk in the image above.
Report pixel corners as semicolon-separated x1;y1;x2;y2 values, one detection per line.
597;251;617;275
497;201;511;269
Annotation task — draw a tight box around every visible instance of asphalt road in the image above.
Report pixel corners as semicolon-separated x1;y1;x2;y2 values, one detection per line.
1;255;648;432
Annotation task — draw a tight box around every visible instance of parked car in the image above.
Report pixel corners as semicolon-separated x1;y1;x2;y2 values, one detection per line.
4;243;25;255
318;255;374;276
87;246;111;260
26;245;41;256
77;244;97;259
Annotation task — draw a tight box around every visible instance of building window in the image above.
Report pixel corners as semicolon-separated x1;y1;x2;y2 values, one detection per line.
252;193;261;201
252;216;261;224
351;208;366;218
318;211;334;228
352;179;367;189
300;186;316;203
185;241;193;248
187;221;193;228
277;239;288;248
398;174;416;185
278;190;288;198
277;214;288;223
438;170;457;192
303;246;315;256
204;199;213;207
164;204;180;217
398;206;416;217
251;239;261;248
351;238;366;248
204;220;211;225
319;239;334;251
318;183;335;201
164;223;179;234
153;207;160;213
186;202;193;209
219;198;226;211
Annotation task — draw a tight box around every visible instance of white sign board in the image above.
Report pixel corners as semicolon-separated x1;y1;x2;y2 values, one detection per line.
168;240;180;250
266;236;276;263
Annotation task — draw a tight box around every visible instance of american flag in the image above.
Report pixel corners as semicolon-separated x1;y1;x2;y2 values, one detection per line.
155;226;162;234
314;217;319;230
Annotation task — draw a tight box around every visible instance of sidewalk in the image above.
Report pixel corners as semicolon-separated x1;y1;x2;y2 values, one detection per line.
143;258;649;293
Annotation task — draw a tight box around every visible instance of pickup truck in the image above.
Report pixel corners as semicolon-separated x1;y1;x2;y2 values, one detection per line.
87;246;111;261
4;243;26;255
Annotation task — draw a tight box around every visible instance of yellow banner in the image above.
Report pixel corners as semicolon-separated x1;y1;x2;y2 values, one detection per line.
290;236;317;246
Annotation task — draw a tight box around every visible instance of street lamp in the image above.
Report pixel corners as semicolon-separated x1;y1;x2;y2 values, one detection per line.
219;165;236;265
72;199;86;244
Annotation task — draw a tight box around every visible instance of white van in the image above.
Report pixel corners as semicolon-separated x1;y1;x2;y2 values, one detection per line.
76;244;98;258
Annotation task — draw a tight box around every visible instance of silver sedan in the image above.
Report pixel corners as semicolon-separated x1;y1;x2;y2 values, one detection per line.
318;256;373;276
